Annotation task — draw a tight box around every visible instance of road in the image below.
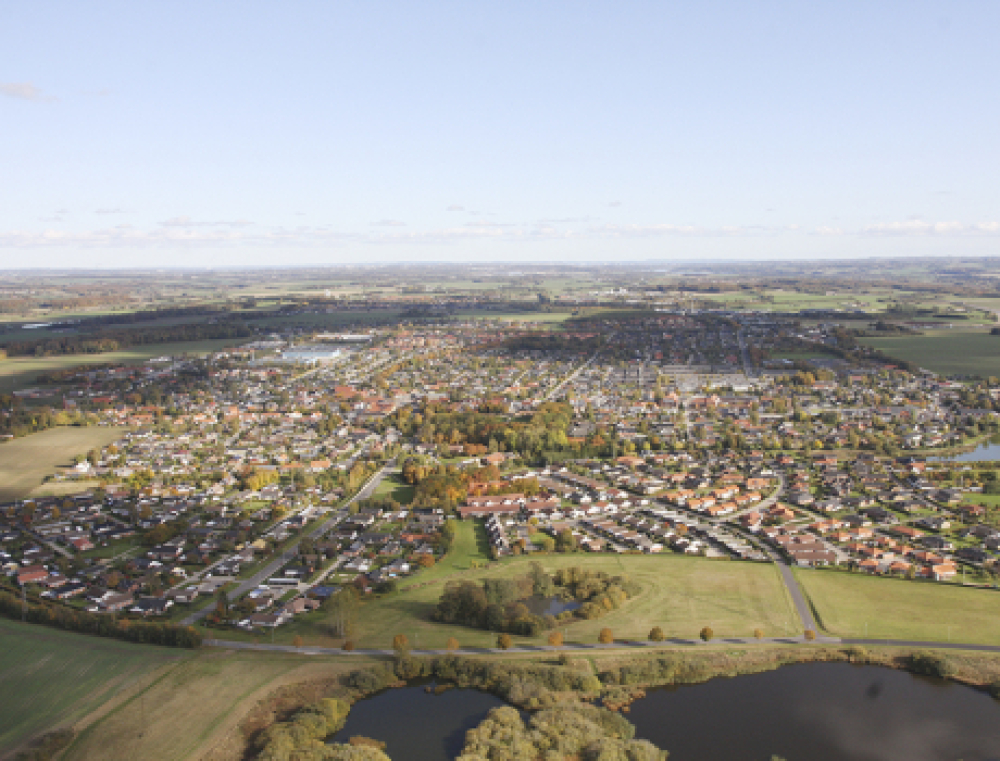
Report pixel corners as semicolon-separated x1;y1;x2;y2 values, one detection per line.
181;463;392;625
542;347;605;402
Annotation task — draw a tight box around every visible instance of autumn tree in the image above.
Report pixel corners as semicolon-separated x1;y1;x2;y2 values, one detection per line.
700;626;714;642
649;626;665;642
598;628;614;645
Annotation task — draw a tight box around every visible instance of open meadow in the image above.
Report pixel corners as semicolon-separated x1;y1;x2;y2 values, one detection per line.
0;618;186;757
795;568;1000;645
269;549;801;650
859;329;1000;377
0;426;125;502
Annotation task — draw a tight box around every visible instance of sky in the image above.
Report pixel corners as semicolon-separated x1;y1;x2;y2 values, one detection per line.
1;1;998;268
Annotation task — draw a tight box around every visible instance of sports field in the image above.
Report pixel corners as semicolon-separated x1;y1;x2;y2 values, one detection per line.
859;330;1000;377
0;426;125;502
795;568;1000;645
276;551;800;650
0;619;185;756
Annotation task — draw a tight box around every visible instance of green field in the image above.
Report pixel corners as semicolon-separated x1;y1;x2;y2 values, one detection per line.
372;472;416;504
0;338;250;395
0;619;186;756
796;568;1000;644
859;330;1000;377
271;548;800;650
0;426;125;502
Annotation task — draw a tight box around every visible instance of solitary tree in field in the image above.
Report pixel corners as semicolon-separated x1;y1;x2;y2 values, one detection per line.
548;631;564;647
804;629;816;641
700;626;714;642
598;628;614;645
446;637;460;651
496;633;512;650
342;640;355;651
293;635;303;648
392;633;410;656
753;628;765;640
649;626;665;642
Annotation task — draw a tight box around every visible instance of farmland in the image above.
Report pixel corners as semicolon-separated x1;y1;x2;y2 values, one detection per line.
795;568;1000;645
859;329;1000;377
0;619;185;757
0;338;251;395
0;426;126;502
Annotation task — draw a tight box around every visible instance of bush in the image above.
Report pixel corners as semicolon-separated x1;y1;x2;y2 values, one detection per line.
649;626;665;642
753;628;764;640
446;637;460;651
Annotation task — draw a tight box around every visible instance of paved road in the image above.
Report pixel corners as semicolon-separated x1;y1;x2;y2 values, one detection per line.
181;464;392;625
774;559;820;634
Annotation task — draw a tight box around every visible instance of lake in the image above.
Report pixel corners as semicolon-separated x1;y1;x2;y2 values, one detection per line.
520;594;581;617
331;663;1000;761
627;662;1000;761
929;439;1000;462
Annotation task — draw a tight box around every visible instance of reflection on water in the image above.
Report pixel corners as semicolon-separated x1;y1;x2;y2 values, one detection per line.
329;685;509;761
519;594;581;617
627;662;1000;761
930;437;1000;462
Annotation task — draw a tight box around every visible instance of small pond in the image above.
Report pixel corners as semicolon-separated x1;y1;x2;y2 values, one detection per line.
329;685;509;760
518;594;581;617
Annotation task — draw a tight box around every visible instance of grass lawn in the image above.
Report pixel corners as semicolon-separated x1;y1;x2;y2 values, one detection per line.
0;426;126;502
0;338;250;395
372;472;415;505
795;568;1000;645
269;551;800;650
0;619;186;756
859;330;1000;377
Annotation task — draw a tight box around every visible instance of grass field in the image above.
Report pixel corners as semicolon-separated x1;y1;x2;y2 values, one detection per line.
0;619;186;756
371;472;415;505
62;649;371;761
270;549;800;650
0;338;250;395
0;426;125;502
795;568;1000;645
859;330;1000;377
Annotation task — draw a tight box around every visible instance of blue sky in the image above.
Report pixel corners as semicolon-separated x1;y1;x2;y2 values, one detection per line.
1;1;998;267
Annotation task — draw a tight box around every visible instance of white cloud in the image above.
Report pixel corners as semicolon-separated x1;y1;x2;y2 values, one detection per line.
371;219;406;227
860;220;999;236
815;226;844;236
0;82;56;102
446;205;465;212
95;208;125;215
160;216;253;228
608;201;622;207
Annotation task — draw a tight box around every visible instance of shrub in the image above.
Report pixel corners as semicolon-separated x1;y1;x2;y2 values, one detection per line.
804;629;816;641
753;628;764;640
392;633;410;656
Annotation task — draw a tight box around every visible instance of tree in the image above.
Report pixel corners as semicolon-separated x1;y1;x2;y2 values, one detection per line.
342;640;355;651
496;633;512;650
293;635;303;648
548;631;564;647
598;628;614;645
804;629;816;641
417;553;436;568
648;626;665;642
446;637;460;651
753;628;765;640
700;626;714;642
324;586;358;638
392;633;410;657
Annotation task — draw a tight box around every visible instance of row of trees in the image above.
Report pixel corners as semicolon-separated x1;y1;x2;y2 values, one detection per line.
0;589;202;648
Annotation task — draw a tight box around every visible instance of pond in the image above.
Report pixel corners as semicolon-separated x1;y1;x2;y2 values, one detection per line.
330;663;1000;761
518;594;581;617
328;685;510;760
929;437;1000;462
627;662;1000;761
